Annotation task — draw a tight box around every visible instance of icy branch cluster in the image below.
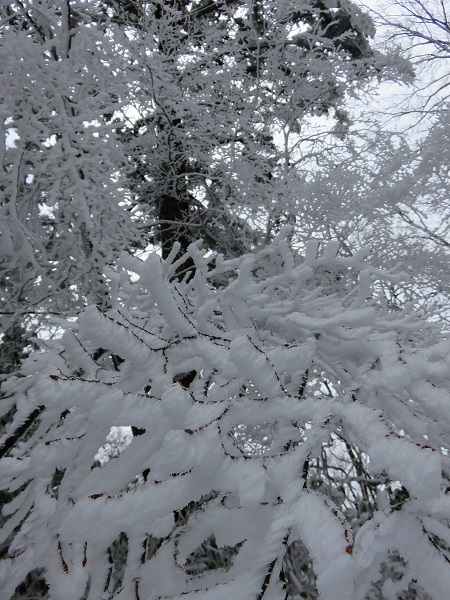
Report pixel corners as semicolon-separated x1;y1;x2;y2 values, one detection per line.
1;237;450;599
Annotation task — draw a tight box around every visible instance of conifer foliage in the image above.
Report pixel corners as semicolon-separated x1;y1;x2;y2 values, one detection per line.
1;237;450;599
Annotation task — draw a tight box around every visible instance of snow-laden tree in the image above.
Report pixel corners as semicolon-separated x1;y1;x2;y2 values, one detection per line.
374;0;450;116
0;0;139;359
113;0;410;259
292;107;450;325
1;235;450;599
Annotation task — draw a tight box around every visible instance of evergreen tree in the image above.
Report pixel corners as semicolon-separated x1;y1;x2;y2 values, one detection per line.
113;0;406;259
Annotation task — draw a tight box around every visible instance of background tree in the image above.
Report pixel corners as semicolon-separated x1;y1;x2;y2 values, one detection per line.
294;114;450;326
0;0;139;373
112;0;409;260
292;0;450;326
373;0;450;117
